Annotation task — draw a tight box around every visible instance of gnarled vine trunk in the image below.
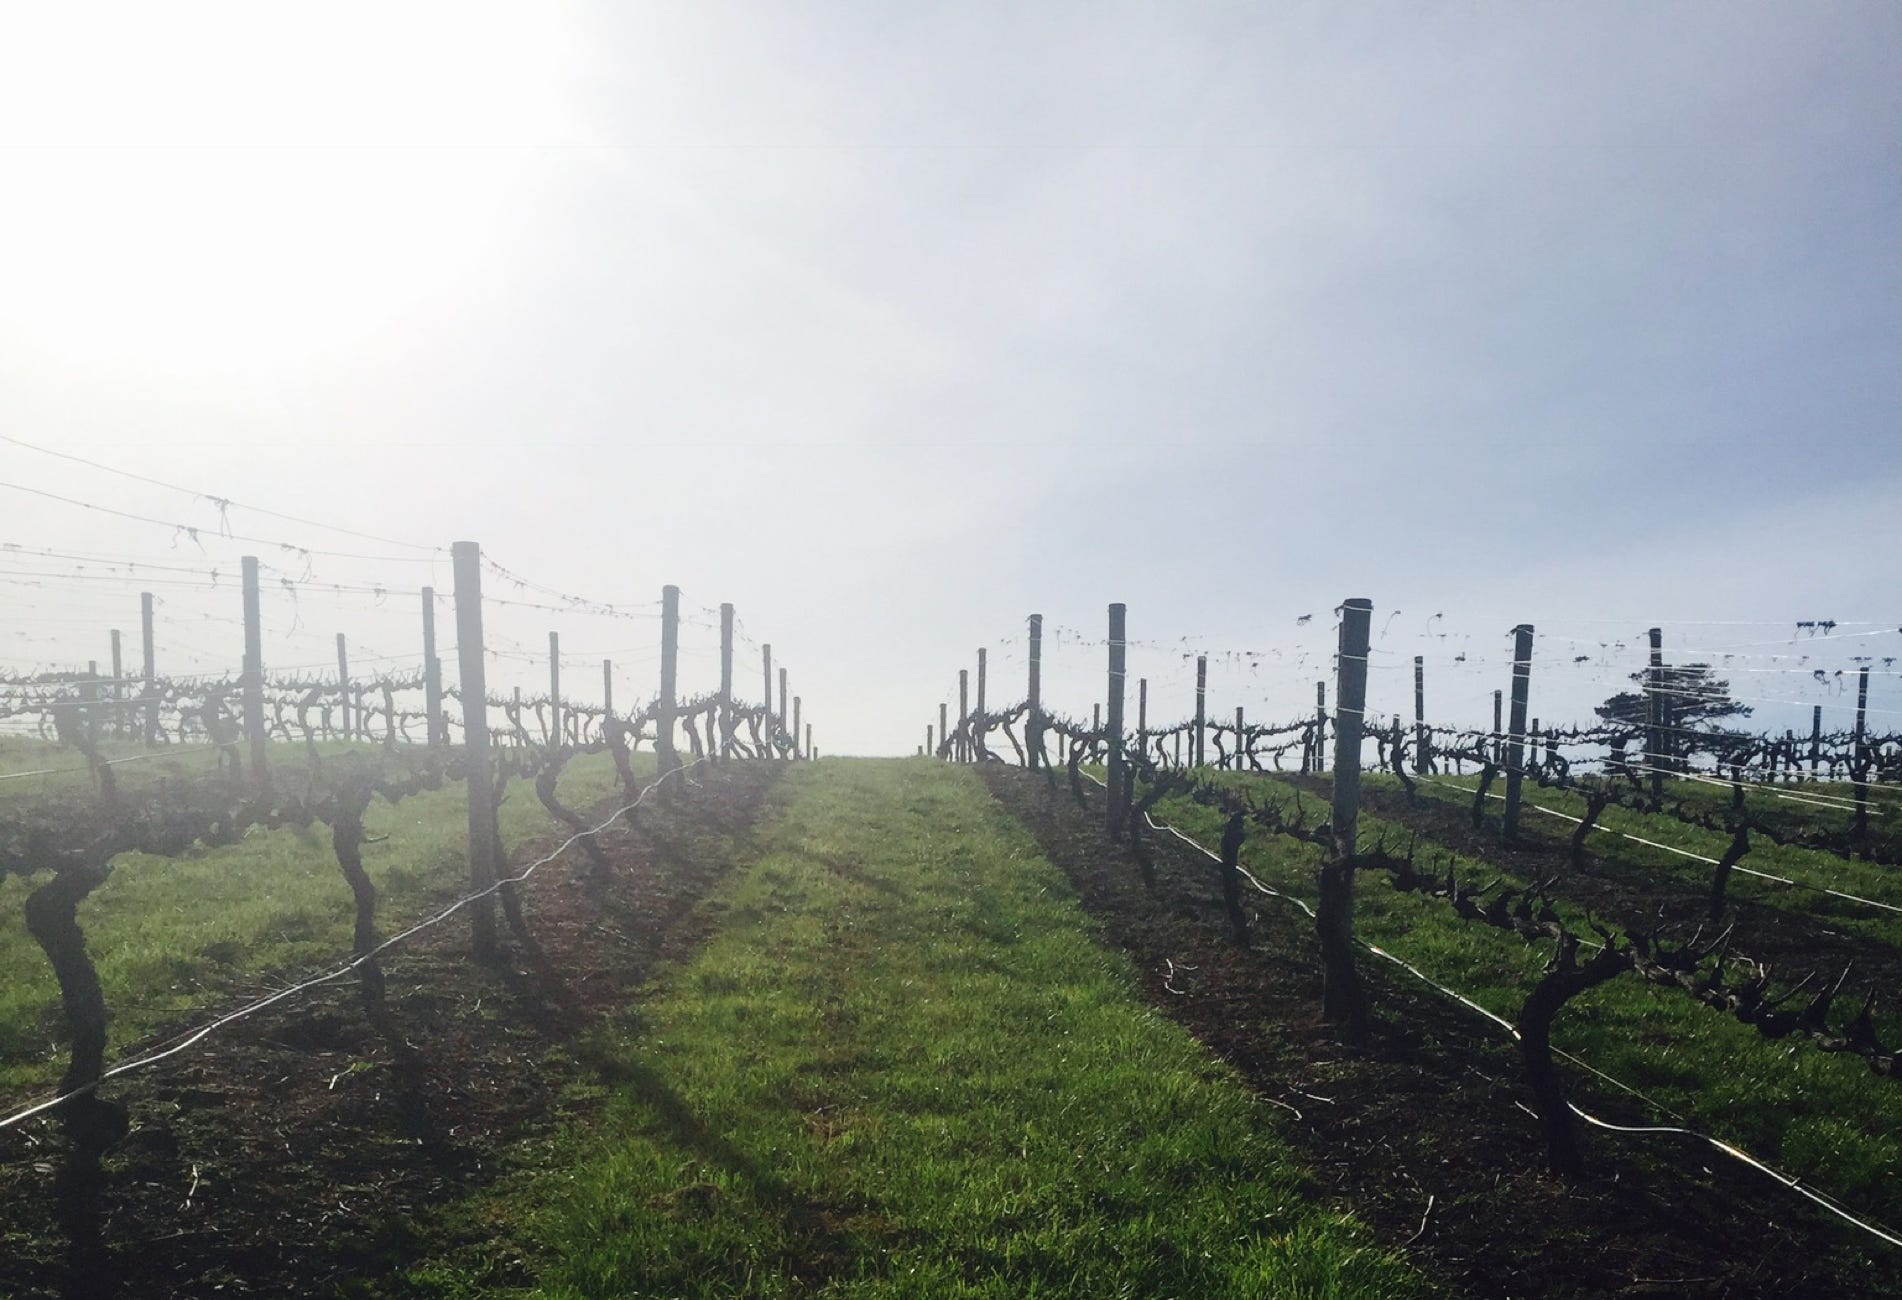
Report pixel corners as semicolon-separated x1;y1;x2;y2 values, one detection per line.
1517;933;1627;1179
24;861;123;1143
535;749;611;878
330;783;384;1001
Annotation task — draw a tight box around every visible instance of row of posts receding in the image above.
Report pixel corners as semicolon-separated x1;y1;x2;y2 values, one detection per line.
927;610;1874;826
46;542;816;772
925;602;1880;1034
38;540;818;958
926;623;1339;776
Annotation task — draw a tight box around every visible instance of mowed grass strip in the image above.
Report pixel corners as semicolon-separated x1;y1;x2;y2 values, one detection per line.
0;745;635;1097
395;759;1416;1300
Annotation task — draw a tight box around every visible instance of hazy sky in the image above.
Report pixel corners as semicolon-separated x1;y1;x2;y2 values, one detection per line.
1;1;1898;754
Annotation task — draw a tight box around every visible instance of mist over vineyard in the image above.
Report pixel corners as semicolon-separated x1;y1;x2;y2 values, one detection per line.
1;3;1898;1296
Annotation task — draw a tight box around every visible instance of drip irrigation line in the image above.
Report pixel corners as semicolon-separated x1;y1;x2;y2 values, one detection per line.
0;755;711;1134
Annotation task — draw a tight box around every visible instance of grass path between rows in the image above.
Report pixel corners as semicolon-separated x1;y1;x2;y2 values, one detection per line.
394;758;1417;1299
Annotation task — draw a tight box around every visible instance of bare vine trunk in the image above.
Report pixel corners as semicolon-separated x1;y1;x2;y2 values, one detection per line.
1219;811;1249;946
1517;933;1627;1179
25;862;124;1142
536;749;611;878
1571;788;1611;868
1708;826;1751;923
1470;763;1499;829
331;785;384;1001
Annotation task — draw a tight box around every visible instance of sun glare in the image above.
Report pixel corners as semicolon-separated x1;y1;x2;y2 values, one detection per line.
0;2;579;369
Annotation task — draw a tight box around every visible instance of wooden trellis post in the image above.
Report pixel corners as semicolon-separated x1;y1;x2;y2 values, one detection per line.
1318;597;1372;1040
1313;682;1327;774
141;591;158;745
83;661;99;749
1137;677;1148;764
1027;614;1043;769
1855;666;1871;852
422;587;443;747
336;633;352;742
1647;627;1665;802
958;670;970;763
451;540;496;958
1503;624;1535;840
719;603;735;760
1194;655;1207;767
659;585;681;779
548;632;561;747
762;643;773;731
241;556;267;785
1106;603;1127;838
1414;655;1430;775
109;629;124;738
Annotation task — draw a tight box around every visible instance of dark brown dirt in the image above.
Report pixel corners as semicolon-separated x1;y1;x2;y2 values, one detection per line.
982;765;1902;1299
0;762;782;1300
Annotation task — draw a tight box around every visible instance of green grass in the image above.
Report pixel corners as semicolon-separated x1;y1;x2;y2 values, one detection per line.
392;759;1417;1299
0;741;639;1098
1142;770;1902;1227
